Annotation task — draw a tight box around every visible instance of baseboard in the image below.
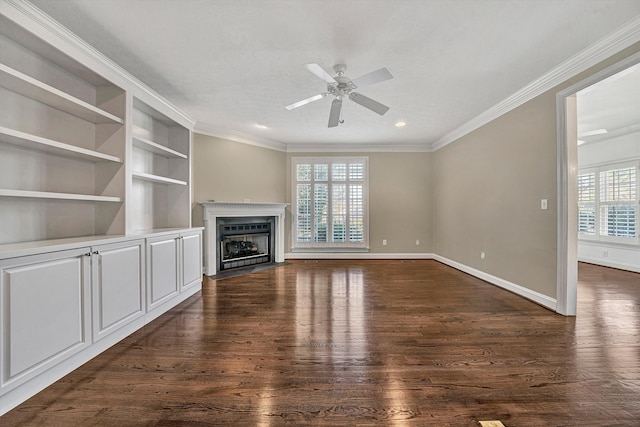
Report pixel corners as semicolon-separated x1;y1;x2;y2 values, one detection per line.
432;255;558;311
578;257;640;273
285;252;435;259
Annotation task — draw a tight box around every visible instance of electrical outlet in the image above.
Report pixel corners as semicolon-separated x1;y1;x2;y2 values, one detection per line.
541;199;548;210
416;239;420;246
603;250;609;258
481;252;486;260
382;239;387;246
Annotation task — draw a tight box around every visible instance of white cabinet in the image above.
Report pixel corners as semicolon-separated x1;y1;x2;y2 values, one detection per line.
181;231;202;291
0;231;202;414
146;230;203;316
91;240;145;342
146;235;180;311
0;239;146;394
0;248;91;394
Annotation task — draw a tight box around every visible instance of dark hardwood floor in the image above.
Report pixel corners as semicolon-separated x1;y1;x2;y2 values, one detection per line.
2;260;639;426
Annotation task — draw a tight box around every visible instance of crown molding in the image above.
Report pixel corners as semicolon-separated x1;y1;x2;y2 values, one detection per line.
432;15;640;151
285;142;433;153
194;123;287;152
3;0;195;128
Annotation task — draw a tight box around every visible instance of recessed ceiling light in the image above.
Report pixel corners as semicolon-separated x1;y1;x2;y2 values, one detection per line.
395;121;406;127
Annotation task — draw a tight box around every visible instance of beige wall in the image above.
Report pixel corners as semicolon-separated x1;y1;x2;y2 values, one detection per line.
192;134;286;226
433;94;558;296
433;43;640;298
285;152;433;254
192;136;433;255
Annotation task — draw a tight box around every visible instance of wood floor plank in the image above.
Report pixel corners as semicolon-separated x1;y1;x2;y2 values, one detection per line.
2;260;639;425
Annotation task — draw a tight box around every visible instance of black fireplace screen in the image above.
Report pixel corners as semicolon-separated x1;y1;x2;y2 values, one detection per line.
219;222;272;270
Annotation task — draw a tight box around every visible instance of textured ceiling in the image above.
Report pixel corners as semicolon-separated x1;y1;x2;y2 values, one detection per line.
30;0;640;150
577;63;640;144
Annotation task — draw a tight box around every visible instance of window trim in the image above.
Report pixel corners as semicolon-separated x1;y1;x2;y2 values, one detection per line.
291;156;369;250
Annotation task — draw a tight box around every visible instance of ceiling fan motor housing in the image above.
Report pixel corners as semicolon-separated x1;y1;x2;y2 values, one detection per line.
333;63;347;74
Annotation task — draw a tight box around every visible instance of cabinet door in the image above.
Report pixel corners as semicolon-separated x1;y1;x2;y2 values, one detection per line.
92;240;145;342
146;235;179;310
0;248;90;391
181;231;202;291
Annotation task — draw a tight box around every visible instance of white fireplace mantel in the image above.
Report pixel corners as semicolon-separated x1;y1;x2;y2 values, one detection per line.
200;201;289;275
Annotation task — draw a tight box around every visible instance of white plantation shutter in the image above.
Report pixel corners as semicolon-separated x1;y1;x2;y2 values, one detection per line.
599;165;636;241
314;184;328;242
349;184;364;242
578;171;596;237
578;162;638;245
332;183;346;242
293;157;369;249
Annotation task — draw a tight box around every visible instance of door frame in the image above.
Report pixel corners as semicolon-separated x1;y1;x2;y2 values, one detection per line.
555;52;640;315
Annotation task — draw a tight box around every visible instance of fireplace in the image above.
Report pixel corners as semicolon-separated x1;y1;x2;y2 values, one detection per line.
218;217;273;271
200;202;288;276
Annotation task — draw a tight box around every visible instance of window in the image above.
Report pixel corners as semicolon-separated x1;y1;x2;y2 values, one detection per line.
578;162;638;244
292;157;368;249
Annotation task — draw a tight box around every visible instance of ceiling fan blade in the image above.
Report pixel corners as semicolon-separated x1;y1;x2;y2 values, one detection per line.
349;92;389;115
285;93;327;110
351;67;393;88
305;63;337;84
328;98;342;127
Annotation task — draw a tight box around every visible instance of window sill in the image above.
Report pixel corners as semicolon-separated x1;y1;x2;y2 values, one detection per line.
290;247;370;253
578;238;640;248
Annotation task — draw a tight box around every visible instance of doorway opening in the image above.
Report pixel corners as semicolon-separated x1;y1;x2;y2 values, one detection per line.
556;52;640;316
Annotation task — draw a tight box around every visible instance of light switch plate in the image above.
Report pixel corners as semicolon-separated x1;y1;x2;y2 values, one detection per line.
541;199;548;210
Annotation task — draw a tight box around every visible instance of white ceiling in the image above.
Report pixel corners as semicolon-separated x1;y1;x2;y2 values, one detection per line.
577;63;640;145
30;0;640;150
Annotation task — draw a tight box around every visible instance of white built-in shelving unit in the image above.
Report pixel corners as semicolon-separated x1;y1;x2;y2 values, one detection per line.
129;99;191;231
0;5;195;246
0;1;202;415
0;12;127;244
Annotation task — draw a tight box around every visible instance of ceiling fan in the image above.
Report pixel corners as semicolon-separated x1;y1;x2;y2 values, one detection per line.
285;63;393;127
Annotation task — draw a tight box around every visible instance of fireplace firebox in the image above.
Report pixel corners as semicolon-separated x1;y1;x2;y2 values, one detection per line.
217;217;274;271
